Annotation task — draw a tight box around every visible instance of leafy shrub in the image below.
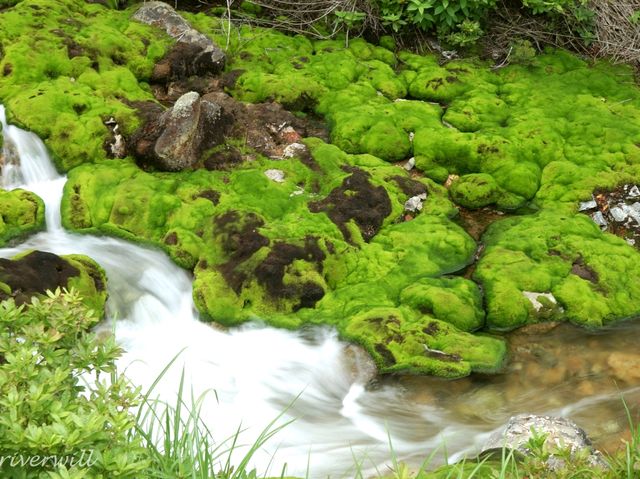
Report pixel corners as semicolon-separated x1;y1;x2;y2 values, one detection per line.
0;289;148;478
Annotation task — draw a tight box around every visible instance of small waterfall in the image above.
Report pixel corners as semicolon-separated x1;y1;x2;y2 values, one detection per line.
1;105;639;477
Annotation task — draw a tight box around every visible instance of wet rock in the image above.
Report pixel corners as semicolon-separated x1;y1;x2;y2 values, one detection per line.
481;414;607;470
579;199;597;211
131;91;224;171
607;352;640;383
133;1;225;82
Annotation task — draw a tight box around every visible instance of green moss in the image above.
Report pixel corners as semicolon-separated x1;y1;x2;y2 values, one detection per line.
474;211;640;330
0;0;172;171
0;189;44;246
449;173;501;209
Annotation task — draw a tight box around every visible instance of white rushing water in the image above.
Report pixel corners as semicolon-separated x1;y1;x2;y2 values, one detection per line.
2;105;639;477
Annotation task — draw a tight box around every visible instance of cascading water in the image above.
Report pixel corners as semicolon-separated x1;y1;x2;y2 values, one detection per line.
1;105;640;476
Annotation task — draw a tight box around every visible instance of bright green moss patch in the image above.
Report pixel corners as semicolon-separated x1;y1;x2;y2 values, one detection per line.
191;15;640;210
0;189;44;246
474;211;640;330
62;140;507;377
0;0;172;170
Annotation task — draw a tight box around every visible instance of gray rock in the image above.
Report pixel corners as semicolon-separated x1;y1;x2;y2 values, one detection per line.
481;414;608;470
133;1;225;81
403;157;415;171
578;199;597;211
132;91;224;171
154;92;221;171
628;185;640;198
591;210;607;227
610;206;628;222
265;169;285;183
404;193;427;212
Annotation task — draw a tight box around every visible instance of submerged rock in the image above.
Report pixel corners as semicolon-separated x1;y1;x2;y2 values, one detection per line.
481;414;607;470
133;1;225;82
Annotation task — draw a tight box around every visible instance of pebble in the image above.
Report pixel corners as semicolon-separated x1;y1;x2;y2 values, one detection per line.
607;352;640;383
578;199;597;211
264;169;285;183
403;157;415;171
404;193;427;212
591;211;607;227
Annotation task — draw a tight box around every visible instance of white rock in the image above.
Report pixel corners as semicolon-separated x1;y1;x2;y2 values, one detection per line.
591;211;607;227
404;193;427;212
289;186;304;197
264;169;285;183
282;142;307;159
522;291;557;312
578;199;597;211
610;206;628;222
628;185;640;198
403;157;415;171
408;132;415;143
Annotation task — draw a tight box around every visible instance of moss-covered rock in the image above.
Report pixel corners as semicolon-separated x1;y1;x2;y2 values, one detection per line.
0;0;173;171
0;250;107;314
474;211;640;330
0;189;44;246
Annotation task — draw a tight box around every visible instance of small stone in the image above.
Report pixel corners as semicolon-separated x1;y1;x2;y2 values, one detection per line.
522;291;557;312
631;202;640;212
591;211;607;227
282;142;307;159
444;174;459;189
404;193;427;212
408;132;415;143
628;185;640;198
610;206;628;222
265;169;285;183
578;199;597;211
403;157;415;171
627;238;636;246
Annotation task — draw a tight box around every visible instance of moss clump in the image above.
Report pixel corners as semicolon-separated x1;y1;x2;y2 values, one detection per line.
474;211;640;330
0;189;44;246
449;173;501;209
0;250;107;315
0;0;172;171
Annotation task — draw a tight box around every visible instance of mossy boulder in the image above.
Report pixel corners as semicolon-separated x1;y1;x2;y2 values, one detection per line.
449;173;501;209
0;0;173;171
0;189;44;246
61;138;507;377
474;211;640;330
0;250;107;314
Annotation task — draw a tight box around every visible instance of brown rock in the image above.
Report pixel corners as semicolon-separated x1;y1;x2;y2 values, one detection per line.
607;352;640;383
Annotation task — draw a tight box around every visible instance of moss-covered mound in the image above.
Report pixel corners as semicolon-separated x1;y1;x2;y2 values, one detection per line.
0;0;172;171
185;15;640;212
61;137;506;376
0;250;107;314
0;189;44;246
5;0;640;377
474;211;640;330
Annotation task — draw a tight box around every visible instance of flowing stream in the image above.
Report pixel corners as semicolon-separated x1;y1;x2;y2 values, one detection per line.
1;105;640;477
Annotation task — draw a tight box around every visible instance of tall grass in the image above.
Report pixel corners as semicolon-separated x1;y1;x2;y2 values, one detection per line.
131;353;294;479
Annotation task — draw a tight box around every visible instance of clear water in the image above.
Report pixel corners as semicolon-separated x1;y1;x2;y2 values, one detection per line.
1;105;638;477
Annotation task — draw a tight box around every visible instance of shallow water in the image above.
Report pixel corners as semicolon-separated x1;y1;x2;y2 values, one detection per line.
1;105;639;477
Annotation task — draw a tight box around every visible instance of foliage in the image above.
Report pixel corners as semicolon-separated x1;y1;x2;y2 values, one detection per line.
0;289;149;478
